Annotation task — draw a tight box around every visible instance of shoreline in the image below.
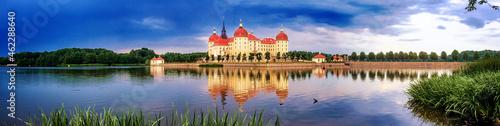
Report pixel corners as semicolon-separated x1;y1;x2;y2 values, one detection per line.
153;62;467;69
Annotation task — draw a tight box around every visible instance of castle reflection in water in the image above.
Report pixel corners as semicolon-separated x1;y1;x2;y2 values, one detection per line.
149;66;451;112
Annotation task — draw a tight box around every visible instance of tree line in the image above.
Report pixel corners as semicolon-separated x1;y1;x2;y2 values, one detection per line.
349;50;500;62
0;48;209;66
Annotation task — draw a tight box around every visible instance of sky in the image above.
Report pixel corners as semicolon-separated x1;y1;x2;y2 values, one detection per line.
1;0;499;56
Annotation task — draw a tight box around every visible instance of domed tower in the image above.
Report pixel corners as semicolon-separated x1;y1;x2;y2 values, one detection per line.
276;25;289;56
208;27;219;56
233;19;249;56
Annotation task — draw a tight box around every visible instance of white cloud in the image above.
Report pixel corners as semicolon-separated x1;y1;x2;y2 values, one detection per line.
132;17;172;30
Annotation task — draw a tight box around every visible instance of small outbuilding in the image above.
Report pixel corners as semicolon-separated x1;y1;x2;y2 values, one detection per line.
150;56;164;65
312;54;326;63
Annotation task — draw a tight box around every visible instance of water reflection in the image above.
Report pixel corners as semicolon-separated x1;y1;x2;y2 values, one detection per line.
406;100;462;125
205;68;289;112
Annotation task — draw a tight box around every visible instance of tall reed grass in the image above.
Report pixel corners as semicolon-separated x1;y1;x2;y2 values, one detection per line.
406;58;500;124
15;103;280;126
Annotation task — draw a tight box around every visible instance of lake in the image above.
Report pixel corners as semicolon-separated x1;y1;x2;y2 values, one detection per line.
0;66;453;125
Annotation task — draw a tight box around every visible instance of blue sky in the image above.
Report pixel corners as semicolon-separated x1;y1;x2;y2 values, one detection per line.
1;0;499;56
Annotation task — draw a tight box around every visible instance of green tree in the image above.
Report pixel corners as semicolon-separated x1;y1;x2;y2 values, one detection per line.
242;53;247;62
465;0;499;12
430;52;438;61
265;52;271;62
440;51;447;61
368;52;375;61
495;51;500;58
84;53;96;64
335;54;340;61
419;51;428;61
237;53;241;62
211;55;214;61
226;55;229;62
376;52;384;61
276;52;281;61
205;54;209;62
231;55;235;62
483;51;491;59
256;52;262;62
283;52;289;62
398;51;405;61
350;52;357;61
359;52;366;61
463;52;469;61
217;55;222;62
473;51;480;61
386;51;394;61
451;50;459;61
249;53;255;61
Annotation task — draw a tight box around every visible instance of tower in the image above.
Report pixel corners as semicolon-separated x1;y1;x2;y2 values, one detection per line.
220;16;228;39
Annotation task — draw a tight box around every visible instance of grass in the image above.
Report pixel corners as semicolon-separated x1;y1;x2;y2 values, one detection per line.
406;58;500;124
199;64;223;67
13;103;279;126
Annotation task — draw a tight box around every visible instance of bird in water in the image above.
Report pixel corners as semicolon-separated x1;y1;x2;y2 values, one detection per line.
313;98;318;104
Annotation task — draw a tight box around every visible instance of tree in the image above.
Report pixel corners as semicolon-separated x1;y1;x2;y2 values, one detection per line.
465;0;499;12
83;53;97;64
351;52;358;61
440;51;447;61
265;52;271;62
398;51;405;61
211;55;214;61
463;52;469;61
217;55;222;62
368;52;375;61
283;52;289;62
359;52;366;61
276;52;281;62
335;54;340;61
419;51;428;61
483;51;491;60
237;53;241;62
473;51;480;61
242;53;247;62
231;55;235;62
205;54;210;62
495;51;500;58
451;50;459;61
430;52;438;61
409;51;417;60
256;52;262;62
386;51;394;61
376;52;384;61
249;53;255;62
226;55;229;62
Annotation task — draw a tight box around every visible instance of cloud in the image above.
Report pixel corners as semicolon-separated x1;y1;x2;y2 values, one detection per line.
132;17;172;30
460;17;485;29
437;25;446;30
398;39;421;42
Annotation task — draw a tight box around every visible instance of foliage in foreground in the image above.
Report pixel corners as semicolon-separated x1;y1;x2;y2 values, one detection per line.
14;103;279;126
406;59;500;124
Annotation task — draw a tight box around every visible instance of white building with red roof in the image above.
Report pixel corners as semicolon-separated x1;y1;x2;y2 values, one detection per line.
150;56;164;65
208;18;289;60
312;54;326;63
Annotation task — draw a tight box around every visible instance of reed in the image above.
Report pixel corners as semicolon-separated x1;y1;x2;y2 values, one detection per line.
16;103;279;126
406;58;500;124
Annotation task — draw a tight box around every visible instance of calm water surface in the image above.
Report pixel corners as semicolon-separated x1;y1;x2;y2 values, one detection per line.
0;66;453;125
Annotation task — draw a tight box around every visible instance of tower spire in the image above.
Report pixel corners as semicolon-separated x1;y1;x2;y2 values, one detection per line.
239;19;243;28
220;16;227;39
280;24;284;33
213;27;216;34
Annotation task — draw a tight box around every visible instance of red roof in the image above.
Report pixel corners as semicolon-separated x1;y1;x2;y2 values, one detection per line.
261;37;276;44
228;37;234;43
333;55;337;59
209;34;219;42
276;32;288;41
338;56;343;59
312;54;326;59
151;57;157;60
234;27;248;37
248;34;260;41
156;56;164;60
213;38;229;46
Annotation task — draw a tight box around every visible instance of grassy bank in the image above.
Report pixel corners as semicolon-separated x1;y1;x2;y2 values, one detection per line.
14;104;279;126
199;64;223;67
406;58;500;124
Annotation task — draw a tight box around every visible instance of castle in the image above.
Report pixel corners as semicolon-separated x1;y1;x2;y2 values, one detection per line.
208;19;289;60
